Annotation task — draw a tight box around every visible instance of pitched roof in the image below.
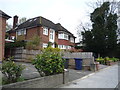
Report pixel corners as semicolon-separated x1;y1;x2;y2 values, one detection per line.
16;16;56;30
14;16;75;37
56;23;76;37
0;10;11;19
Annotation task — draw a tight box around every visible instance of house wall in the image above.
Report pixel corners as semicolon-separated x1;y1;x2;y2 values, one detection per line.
58;39;75;46
9;26;75;49
26;27;40;40
0;17;6;61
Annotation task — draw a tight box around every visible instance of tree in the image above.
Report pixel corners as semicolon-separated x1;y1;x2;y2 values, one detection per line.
6;22;12;31
18;17;27;25
81;1;118;57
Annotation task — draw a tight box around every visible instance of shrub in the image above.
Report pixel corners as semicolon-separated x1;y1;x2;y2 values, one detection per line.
26;35;40;50
5;41;26;49
32;47;65;76
96;57;104;64
0;57;25;84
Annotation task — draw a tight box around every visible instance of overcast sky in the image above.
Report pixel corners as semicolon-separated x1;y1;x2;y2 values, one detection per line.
0;0;119;42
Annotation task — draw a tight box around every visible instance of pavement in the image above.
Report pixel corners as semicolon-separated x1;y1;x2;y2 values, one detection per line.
57;64;119;88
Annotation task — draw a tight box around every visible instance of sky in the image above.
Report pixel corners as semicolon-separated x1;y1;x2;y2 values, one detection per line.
0;0;119;42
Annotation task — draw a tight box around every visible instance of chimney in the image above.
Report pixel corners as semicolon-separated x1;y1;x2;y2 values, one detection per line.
13;15;18;29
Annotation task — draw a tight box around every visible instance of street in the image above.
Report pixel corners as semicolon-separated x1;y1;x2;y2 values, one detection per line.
59;64;119;88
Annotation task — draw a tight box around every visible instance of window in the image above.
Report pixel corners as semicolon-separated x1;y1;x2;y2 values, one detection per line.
58;33;68;40
64;34;68;40
58;33;64;39
50;30;53;39
70;37;74;43
58;45;71;49
43;43;48;48
49;29;55;43
43;27;48;35
17;29;26;36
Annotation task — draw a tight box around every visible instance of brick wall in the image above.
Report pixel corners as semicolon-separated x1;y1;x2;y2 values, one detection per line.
9;26;74;49
0;17;6;61
58;39;75;46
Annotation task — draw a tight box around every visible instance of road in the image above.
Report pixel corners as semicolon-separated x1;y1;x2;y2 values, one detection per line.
59;64;119;88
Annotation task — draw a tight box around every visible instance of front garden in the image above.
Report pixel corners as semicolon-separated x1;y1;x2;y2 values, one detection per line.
1;47;66;87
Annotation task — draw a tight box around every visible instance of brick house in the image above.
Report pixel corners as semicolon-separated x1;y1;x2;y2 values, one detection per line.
0;10;11;61
8;16;76;49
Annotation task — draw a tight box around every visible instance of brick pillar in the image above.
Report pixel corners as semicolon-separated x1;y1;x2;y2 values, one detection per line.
0;17;6;61
0;10;11;61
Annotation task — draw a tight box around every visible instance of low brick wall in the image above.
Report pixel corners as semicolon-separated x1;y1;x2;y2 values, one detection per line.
3;71;69;88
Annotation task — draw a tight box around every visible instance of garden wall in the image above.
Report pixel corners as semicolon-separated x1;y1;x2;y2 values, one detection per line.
11;47;96;71
3;71;69;88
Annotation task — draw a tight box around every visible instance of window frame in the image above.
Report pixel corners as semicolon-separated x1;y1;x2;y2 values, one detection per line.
43;27;48;35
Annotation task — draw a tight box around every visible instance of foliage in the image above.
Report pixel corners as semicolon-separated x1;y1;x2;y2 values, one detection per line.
96;57;104;64
47;42;52;48
96;57;119;64
18;17;27;25
6;22;12;31
16;35;25;41
32;47;65;76
54;42;58;48
81;1;118;57
26;35;40;50
5;41;26;49
0;57;25;84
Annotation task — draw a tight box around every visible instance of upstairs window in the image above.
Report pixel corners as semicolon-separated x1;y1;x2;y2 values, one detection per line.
17;29;26;36
43;27;48;35
64;34;68;40
58;33;64;39
70;37;74;43
58;33;68;40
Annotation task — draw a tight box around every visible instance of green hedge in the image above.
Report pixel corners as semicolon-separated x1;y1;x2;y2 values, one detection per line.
5;41;26;49
32;47;65;76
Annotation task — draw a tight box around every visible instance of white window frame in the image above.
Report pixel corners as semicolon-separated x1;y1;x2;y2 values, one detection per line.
64;34;68;40
43;27;48;35
49;29;55;43
70;37;74;43
17;29;26;36
43;43;48;48
58;33;68;40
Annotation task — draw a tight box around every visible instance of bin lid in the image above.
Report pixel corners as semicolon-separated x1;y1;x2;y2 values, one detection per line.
74;58;82;60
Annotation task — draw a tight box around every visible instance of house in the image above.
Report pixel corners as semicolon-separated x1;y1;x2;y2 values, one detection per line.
8;16;76;49
0;10;11;61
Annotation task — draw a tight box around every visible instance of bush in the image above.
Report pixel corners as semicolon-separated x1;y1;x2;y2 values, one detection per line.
96;57;119;65
26;35;40;50
33;47;65;76
5;41;26;49
0;57;25;84
96;57;104;64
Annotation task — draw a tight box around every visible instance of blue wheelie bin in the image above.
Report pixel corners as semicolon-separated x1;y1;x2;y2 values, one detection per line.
74;58;82;70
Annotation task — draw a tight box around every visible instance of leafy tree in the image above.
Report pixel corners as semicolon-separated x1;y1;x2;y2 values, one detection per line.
6;22;12;31
18;17;27;25
81;1;118;57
